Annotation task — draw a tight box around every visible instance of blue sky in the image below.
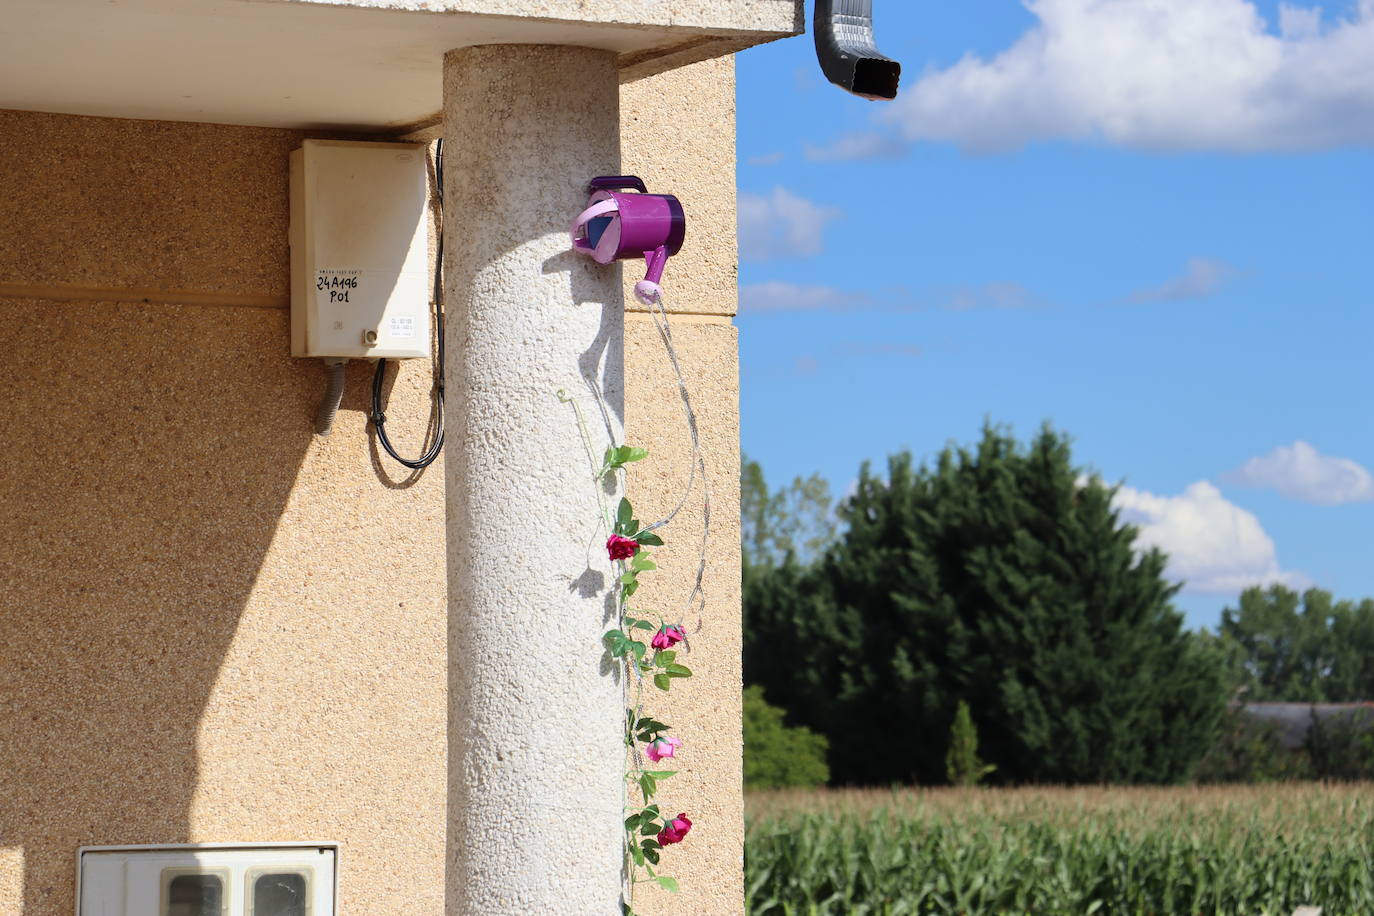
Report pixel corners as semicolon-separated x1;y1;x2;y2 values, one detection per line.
733;0;1374;630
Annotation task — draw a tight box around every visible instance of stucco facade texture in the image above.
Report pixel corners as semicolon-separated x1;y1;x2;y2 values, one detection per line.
0;53;741;916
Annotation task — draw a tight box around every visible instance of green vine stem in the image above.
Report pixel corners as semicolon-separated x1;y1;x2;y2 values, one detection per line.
558;391;693;914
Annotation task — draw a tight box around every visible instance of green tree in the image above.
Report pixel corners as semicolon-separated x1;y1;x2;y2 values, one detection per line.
742;685;830;789
745;423;1227;786
1305;707;1374;780
945;700;995;786
1219;585;1374;702
741;453;835;568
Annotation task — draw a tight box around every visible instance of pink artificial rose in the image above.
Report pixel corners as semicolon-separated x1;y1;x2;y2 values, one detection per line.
645;735;682;763
607;534;639;561
651;625;685;651
657;813;692;846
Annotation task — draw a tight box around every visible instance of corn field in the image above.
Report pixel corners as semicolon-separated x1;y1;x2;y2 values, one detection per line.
745;784;1374;915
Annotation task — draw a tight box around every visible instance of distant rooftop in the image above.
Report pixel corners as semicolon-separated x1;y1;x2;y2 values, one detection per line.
1242;702;1374;749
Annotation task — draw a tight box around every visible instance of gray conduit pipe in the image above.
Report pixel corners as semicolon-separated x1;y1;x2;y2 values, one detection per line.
315;358;347;435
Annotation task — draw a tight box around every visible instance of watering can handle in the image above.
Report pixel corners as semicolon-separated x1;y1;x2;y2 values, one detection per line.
570;198;620;250
588;176;647;194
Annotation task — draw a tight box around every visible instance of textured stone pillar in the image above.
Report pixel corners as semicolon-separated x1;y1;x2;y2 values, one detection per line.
442;46;625;914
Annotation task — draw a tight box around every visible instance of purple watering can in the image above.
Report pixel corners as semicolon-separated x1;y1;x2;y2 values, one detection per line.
570;176;686;305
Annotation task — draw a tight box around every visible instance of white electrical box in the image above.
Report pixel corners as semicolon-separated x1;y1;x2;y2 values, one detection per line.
78;843;337;916
289;139;431;359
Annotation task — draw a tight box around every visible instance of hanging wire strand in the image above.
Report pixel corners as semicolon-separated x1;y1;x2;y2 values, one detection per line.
371;137;445;470
639;290;711;631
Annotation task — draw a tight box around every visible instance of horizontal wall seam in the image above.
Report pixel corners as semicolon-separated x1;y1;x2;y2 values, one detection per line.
0;281;289;310
1;282;736;321
625;309;734;324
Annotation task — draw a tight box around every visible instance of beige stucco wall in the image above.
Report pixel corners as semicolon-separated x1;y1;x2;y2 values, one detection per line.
0;50;741;916
622;56;744;916
0;110;448;915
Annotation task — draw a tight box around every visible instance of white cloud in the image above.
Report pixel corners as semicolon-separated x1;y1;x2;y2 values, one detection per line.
1223;440;1374;505
942;282;1037;310
880;0;1374;153
1112;480;1309;593
747;151;786;166
804;131;910;162
740;281;871;313
1128;258;1237;303
737;187;843;261
739;280;1041;314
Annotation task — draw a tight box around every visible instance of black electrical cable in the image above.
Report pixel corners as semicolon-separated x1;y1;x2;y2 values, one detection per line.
371;137;445;470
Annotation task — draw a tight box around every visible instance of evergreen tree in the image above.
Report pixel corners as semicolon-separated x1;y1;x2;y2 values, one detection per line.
945;700;995;786
745;424;1227;785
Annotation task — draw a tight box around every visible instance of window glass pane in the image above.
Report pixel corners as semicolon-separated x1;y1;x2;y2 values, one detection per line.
166;874;222;916
253;872;308;916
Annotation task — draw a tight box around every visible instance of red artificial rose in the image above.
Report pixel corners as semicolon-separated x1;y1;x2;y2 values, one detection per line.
657;813;692;846
607;534;639;561
651;625;686;651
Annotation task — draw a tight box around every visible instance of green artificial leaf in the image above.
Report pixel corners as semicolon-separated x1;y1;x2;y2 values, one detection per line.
654;673;671;692
602;630;632;659
629;641;647;661
644;805;660;817
620;571;638;586
641;839;661;851
616;498;634;534
644;770;676;779
608;446;649;467
638;773;657;797
623;580;639;598
624;813;641;831
626;617;656;631
630;844;645;866
635;531;664;547
665;664;692;678
640;820;660;837
631;553;656;572
656;651;677;666
643;846;660;865
656;876;680;893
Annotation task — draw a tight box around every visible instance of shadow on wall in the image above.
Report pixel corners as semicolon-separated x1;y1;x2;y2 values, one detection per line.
0;298;315;913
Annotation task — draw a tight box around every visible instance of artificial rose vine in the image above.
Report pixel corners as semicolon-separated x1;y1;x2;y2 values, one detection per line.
597;444;694;912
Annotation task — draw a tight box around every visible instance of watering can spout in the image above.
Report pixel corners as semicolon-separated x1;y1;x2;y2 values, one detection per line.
636;246;669;305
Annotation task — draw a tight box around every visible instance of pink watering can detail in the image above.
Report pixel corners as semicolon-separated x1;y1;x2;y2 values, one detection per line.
570;176;686;305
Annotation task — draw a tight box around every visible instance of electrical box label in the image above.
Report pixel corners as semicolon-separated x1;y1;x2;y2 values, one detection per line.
316;269;360;304
389;316;416;339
